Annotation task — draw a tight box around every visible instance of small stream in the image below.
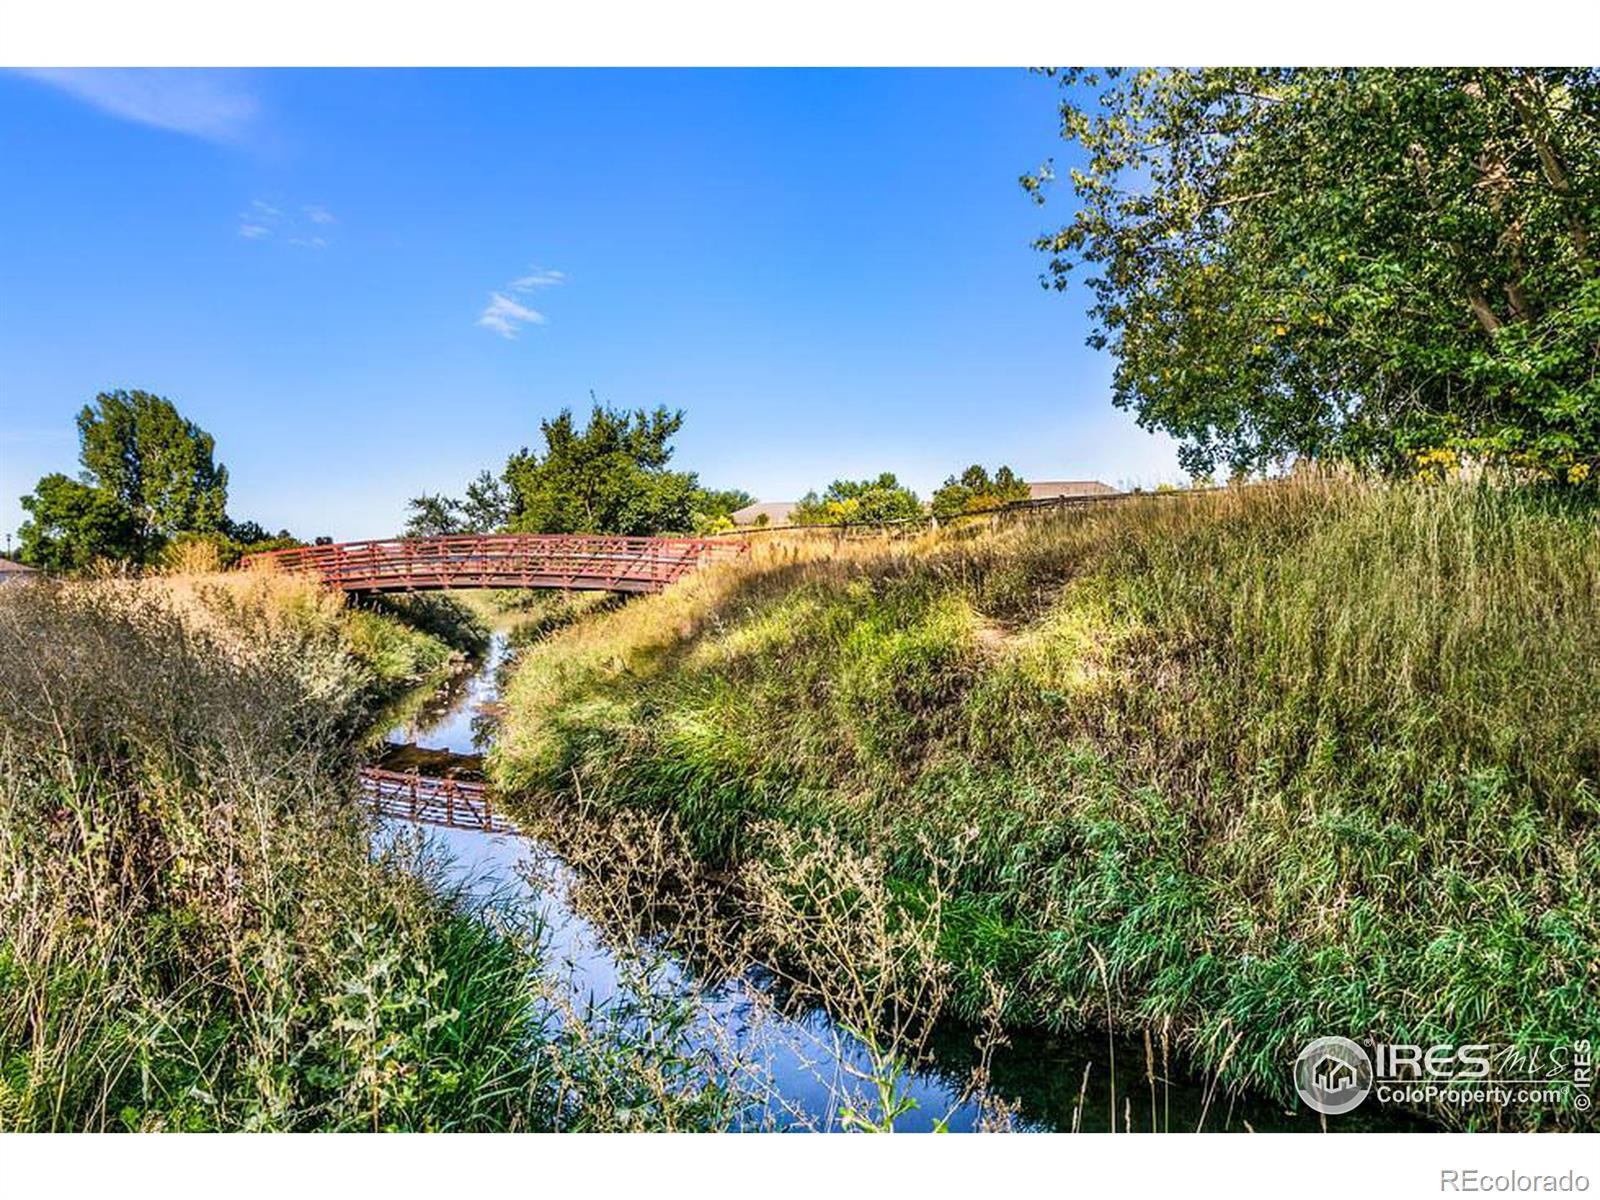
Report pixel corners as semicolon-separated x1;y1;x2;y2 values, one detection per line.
371;622;1408;1132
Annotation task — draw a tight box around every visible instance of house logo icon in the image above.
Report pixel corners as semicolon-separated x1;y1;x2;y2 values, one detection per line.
1294;1036;1374;1115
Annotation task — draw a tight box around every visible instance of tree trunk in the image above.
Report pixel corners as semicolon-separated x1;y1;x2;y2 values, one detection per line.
1505;72;1592;265
1409;141;1504;336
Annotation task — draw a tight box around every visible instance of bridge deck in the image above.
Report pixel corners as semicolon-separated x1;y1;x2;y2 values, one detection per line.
242;533;746;593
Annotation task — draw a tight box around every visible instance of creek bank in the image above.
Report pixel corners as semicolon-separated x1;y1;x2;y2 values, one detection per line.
380;622;1418;1131
482;479;1597;1131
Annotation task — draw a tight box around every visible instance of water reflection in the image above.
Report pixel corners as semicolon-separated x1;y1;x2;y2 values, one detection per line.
379;632;515;760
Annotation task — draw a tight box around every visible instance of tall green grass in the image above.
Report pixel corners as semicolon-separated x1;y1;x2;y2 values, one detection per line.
491;475;1600;1129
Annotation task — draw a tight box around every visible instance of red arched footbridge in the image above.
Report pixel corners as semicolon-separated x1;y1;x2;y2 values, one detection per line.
241;533;747;594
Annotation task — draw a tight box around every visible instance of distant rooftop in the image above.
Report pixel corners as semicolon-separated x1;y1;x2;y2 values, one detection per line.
0;559;38;582
1026;480;1118;500
730;501;797;526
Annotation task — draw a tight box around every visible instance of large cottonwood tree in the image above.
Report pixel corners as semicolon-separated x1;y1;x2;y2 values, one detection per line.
76;389;230;557
19;390;230;568
1026;68;1599;478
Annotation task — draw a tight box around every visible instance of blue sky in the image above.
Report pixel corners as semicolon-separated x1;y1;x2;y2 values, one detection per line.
0;69;1181;544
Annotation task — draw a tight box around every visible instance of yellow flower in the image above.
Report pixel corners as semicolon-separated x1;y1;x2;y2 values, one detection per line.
1568;462;1591;485
1274;324;1287;337
1413;447;1459;479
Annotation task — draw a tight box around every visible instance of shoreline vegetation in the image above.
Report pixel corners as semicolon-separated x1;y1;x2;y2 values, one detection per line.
0;571;735;1131
489;472;1600;1132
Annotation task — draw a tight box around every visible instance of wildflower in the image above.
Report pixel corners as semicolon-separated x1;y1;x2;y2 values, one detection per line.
1413;447;1459;479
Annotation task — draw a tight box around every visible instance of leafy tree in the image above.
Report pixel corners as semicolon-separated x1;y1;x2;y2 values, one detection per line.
460;470;513;533
1025;69;1600;480
791;473;924;526
404;493;466;538
690;487;754;534
503;403;704;536
405;404;750;539
226;519;271;545
76;389;229;557
403;472;512;538
17;473;138;570
18;390;232;570
224;518;298;551
931;464;1030;518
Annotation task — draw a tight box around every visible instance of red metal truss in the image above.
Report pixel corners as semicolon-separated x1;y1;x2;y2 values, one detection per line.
240;533;747;594
360;767;515;834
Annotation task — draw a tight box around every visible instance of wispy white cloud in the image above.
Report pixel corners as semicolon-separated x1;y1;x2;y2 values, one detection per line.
237;200;334;248
18;69;258;143
477;292;548;339
478;266;564;338
508;268;565;292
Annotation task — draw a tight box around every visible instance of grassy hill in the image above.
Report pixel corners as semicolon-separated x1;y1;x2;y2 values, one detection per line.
491;474;1600;1129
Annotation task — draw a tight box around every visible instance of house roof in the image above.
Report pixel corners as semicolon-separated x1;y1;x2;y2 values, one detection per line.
0;559;38;580
730;501;797;525
1026;480;1118;500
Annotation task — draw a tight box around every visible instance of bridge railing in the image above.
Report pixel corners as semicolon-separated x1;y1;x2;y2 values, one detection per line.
360;767;515;834
242;533;747;593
